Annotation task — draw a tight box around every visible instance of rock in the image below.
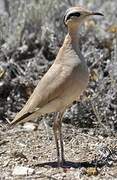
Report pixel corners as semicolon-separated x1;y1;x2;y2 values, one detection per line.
98;135;104;140
23;122;37;131
12;166;35;176
17;44;28;53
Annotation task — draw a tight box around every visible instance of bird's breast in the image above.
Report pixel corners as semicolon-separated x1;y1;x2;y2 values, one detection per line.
55;42;89;103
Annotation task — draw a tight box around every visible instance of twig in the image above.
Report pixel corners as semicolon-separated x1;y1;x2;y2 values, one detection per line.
78;132;98;141
0;139;9;146
90;100;109;132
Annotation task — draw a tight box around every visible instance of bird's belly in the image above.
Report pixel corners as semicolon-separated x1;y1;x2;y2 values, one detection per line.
62;79;88;105
40;66;89;114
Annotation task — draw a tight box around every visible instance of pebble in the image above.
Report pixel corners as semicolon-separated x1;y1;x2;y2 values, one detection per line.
12;166;35;176
98;135;104;140
23;122;37;131
36;168;47;174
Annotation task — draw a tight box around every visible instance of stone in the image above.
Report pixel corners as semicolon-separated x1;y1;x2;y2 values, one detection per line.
23;122;37;131
12;166;35;176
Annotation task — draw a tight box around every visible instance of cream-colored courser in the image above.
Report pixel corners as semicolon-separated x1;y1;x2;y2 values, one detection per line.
10;5;103;167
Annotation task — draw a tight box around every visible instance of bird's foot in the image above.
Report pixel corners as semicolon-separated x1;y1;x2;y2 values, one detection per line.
60;158;66;168
57;159;66;168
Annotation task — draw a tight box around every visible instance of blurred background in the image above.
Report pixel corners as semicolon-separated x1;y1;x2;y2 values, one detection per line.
0;0;117;135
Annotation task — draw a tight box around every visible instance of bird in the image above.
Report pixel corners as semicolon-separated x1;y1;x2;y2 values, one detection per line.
9;5;103;167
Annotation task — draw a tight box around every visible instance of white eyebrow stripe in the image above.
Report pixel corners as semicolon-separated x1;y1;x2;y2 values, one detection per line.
65;10;79;21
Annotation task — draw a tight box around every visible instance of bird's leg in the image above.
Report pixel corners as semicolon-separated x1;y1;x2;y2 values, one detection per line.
58;112;65;166
53;112;60;167
53;111;65;167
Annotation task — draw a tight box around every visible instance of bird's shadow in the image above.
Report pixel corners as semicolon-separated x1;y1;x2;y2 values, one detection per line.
34;160;104;169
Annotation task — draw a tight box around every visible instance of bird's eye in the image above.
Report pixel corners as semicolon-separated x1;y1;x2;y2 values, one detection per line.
73;12;81;17
66;12;81;21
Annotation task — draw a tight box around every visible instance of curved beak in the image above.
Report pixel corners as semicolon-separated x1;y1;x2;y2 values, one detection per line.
90;12;104;16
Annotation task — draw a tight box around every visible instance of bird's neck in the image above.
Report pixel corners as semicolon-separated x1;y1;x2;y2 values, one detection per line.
67;25;81;52
63;25;85;63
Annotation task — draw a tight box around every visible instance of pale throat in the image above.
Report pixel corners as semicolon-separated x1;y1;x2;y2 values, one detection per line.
67;23;81;53
66;23;86;64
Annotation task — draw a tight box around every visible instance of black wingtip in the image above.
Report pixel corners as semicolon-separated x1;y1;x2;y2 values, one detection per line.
9;111;33;127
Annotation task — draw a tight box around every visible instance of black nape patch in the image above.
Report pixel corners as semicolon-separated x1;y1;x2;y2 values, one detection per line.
66;12;81;21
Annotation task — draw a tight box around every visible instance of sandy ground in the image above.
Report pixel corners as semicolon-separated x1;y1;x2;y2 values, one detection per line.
0;120;117;180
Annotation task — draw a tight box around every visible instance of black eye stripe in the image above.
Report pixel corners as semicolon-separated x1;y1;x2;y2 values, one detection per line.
66;12;81;21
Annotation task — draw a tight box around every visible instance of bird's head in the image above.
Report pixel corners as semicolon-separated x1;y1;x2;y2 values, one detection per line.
64;5;104;27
